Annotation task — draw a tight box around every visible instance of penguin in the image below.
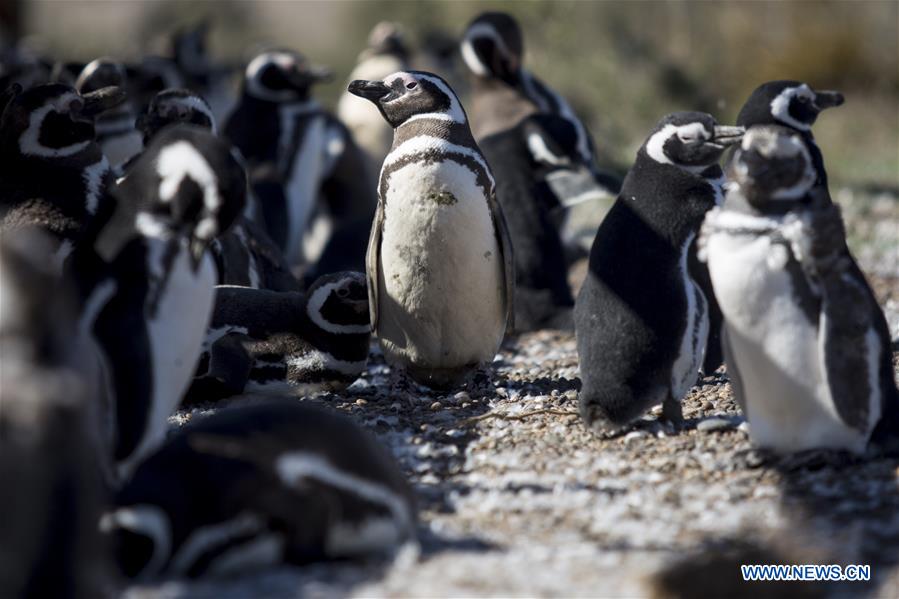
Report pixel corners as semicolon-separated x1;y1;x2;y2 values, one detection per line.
186;271;370;404
574;112;744;432
347;70;514;389
0;83;125;269
128;87;299;291
0;228;109;599
460;11;620;197
700;125;899;454
224;49;375;274
75;58;143;167
76;124;246;480
336;22;410;188
168;20;237;124
101;401;417;580
734;80;844;188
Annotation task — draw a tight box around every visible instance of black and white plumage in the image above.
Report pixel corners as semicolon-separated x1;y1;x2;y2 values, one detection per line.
225;50;375;273
77;125;246;480
735;80;844;188
0;83;124;269
460;11;619;196
75;57;143;167
348;70;514;389
186;271;370;404
575;112;744;432
0;229;108;598
101;402;416;579
126;87;299;291
701;125;898;454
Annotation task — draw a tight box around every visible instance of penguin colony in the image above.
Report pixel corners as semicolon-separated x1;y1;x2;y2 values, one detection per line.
0;10;896;594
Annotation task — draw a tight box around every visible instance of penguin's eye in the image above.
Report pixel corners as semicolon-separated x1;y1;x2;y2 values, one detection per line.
336;288;350;298
405;81;418;90
796;95;809;103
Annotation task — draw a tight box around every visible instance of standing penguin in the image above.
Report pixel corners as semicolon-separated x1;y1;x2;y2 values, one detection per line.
0;83;124;268
575;112;743;432
77;124;246;480
348;71;514;389
75;58;143;168
186;271;370;404
225;50;374;273
101;402;416;580
336;21;410;187
701;126;898;454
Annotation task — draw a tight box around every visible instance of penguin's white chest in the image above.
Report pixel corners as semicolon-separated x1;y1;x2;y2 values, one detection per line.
378;159;505;367
705;229;867;453
279;109;327;264
671;233;709;401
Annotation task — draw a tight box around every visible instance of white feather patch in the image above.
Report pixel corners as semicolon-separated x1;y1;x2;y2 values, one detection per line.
155;140;221;213
306;281;371;334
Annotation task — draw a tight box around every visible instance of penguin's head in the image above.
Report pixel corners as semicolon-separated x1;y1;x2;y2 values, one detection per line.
643;112;744;171
243;50;332;103
0;83;125;159
305;271;370;335
347;70;466;127
108;125;246;269
172;20;211;79
730;125;818;211
136;88;216;146
461;11;524;84
363;21;410;61
75;58;127;95
737;80;844;132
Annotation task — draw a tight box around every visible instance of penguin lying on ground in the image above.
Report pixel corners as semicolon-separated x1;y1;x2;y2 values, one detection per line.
697;80;847;375
575;112;743;433
129;87;299;291
701;125;899;454
336;22;410;189
348;70;514;390
185;271;370;405
76;124;245;480
225;50;375;276
101;401;416;580
0;82;125;269
0;229;109;599
75;58;143;168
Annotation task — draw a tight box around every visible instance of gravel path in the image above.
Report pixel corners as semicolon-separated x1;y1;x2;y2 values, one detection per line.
130;191;898;598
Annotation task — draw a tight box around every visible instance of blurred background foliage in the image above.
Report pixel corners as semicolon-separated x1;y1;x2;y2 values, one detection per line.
6;0;898;187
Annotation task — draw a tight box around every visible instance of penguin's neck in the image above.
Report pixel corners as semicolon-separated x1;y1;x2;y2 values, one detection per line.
468;77;538;141
392;117;476;149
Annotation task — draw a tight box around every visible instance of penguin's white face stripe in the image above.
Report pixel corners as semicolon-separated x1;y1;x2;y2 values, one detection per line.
460;22;512;76
246;52;306;102
160;96;218;134
100;505;172;578
383;134;495;189
644;124;709;174
306;280;372;335
275;451;413;536
526;132;570;166
770;84;814;131
168;513;264;575
19;93;91;158
384;72;466;125
155;141;221;238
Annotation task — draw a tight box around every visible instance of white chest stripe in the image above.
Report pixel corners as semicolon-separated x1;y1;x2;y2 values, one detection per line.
383;135;495;188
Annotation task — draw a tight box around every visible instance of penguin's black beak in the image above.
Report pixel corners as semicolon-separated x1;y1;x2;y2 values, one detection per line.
80;86;127;118
711;125;745;147
814;90;844;110
348;80;391;102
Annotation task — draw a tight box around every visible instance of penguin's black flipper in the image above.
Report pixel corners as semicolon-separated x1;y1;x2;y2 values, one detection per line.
690;236;724;374
184;333;253;406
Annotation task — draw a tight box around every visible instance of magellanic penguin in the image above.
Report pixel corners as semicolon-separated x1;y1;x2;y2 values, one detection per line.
225;49;375;273
575;112;744;432
734;80;844;188
128;87;299;291
701;125;899;454
347;70;514;389
336;22;410;188
0;228;109;599
185;271;370;404
0;83;125;269
101;401;417;580
76;124;246;481
75;57;143;167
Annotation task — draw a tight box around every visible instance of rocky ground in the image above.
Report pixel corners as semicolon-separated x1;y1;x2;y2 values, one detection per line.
131;188;898;598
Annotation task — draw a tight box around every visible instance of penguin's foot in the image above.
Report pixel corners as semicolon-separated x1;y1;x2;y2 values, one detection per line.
579;403;633;438
775;448;857;472
661;395;684;431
